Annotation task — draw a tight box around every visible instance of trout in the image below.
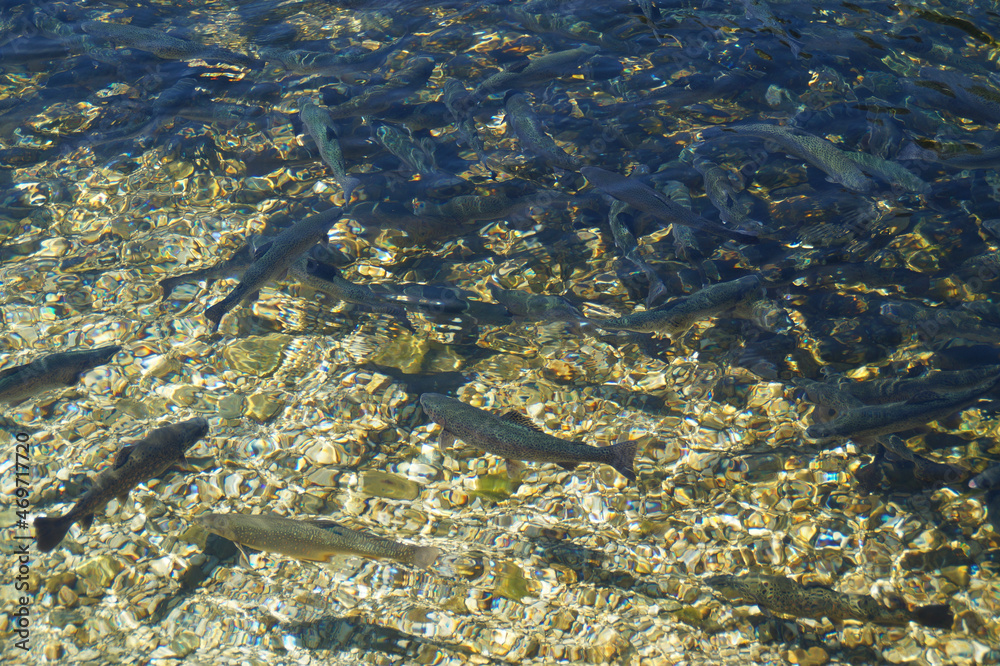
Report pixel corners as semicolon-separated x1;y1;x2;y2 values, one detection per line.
0;346;120;406
197;512;441;568
592;275;764;338
205;206;343;331
419;393;636;481
581;166;760;244
34;417;209;552
707;574;953;629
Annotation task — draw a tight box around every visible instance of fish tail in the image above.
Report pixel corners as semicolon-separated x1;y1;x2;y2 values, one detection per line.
410;546;442;569
912;604;953;629
607;439;638;482
204;299;228;331
33;513;75;553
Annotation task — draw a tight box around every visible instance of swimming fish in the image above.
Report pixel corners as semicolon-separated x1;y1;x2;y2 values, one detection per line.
592;275;764;338
205;206;343;331
503;91;582;172
0;345;121;406
707;574;953;629
805;378;1000;440
474;45;600;98
834;366;1000;404
488;285;585;323
80;20;258;68
419;393;637;481
289;259;414;332
704;123;877;193
581;166;760;245
300;98;361;200
323;57;436;120
969;464;1000;490
197;512;441;568
34;417;209;552
160;243;255;300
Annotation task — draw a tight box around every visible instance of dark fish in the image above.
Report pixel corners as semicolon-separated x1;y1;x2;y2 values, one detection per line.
707;575;953;629
474;46;600;98
0;346;121;406
289;259;414;332
205;206;343;331
197;512;440;568
419;393;637;481
581;166;760;245
969;464;1000;490
503;91;582;172
592;275;764;338
80;20;258;68
160;243;255;300
835;366;1000;404
488;285;585;323
300;98;361;200
260;37;403;77
34;417;209;552
806;378;1000;440
704;123;877;193
880;434;970;486
323;57;436;119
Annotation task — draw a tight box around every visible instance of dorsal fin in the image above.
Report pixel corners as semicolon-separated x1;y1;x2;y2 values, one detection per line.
500;411;545;432
306;519;351;536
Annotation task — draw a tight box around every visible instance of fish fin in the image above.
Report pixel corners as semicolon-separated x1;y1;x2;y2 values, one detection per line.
80;513;94;530
234;542;252;567
438;429;457;452
33;514;73;552
607;439;638;482
0;365;23;381
499;411;545;432
912;604;953;630
113;445;135;469
253;242;273;260
505;458;525;479
557;462;580;471
905;391;941;404
247;290;261;303
410;546;441;569
306;519;350;535
115;490;130;504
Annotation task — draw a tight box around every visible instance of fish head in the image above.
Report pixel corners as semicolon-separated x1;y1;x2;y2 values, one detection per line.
178;417;210;451
196;513;235;540
805;423;834;439
418;393;452;424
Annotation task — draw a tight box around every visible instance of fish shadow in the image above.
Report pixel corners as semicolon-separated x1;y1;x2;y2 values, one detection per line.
278;613;519;665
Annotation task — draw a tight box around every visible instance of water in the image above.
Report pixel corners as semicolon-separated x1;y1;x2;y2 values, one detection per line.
1;0;1000;663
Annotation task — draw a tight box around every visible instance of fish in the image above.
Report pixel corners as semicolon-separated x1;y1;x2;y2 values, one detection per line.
322;57;436;120
502;91;582;172
591;275;764;338
0;345;121;406
419;393;636;481
80;20;258;68
260;37;404;78
442;79;490;170
969;464;1000;490
197;512;441;568
288;259;414;332
34;417;209;552
879;434;970;486
474;45;600;98
841;150;930;194
300;98;362;200
706;575;953;629
418;191;556;224
704;123;877;193
160;243;255;300
834;366;1000;404
608;198;668;307
205;206;343;332
488;285;585;323
805;378;1000;440
691;155;764;229
581;166;760;245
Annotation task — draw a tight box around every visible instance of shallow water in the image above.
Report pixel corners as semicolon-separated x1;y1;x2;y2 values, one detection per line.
1;0;1000;664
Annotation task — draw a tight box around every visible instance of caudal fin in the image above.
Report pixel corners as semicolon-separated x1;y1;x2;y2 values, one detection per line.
34;514;74;553
410;546;442;569
607;439;638;482
913;604;953;630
